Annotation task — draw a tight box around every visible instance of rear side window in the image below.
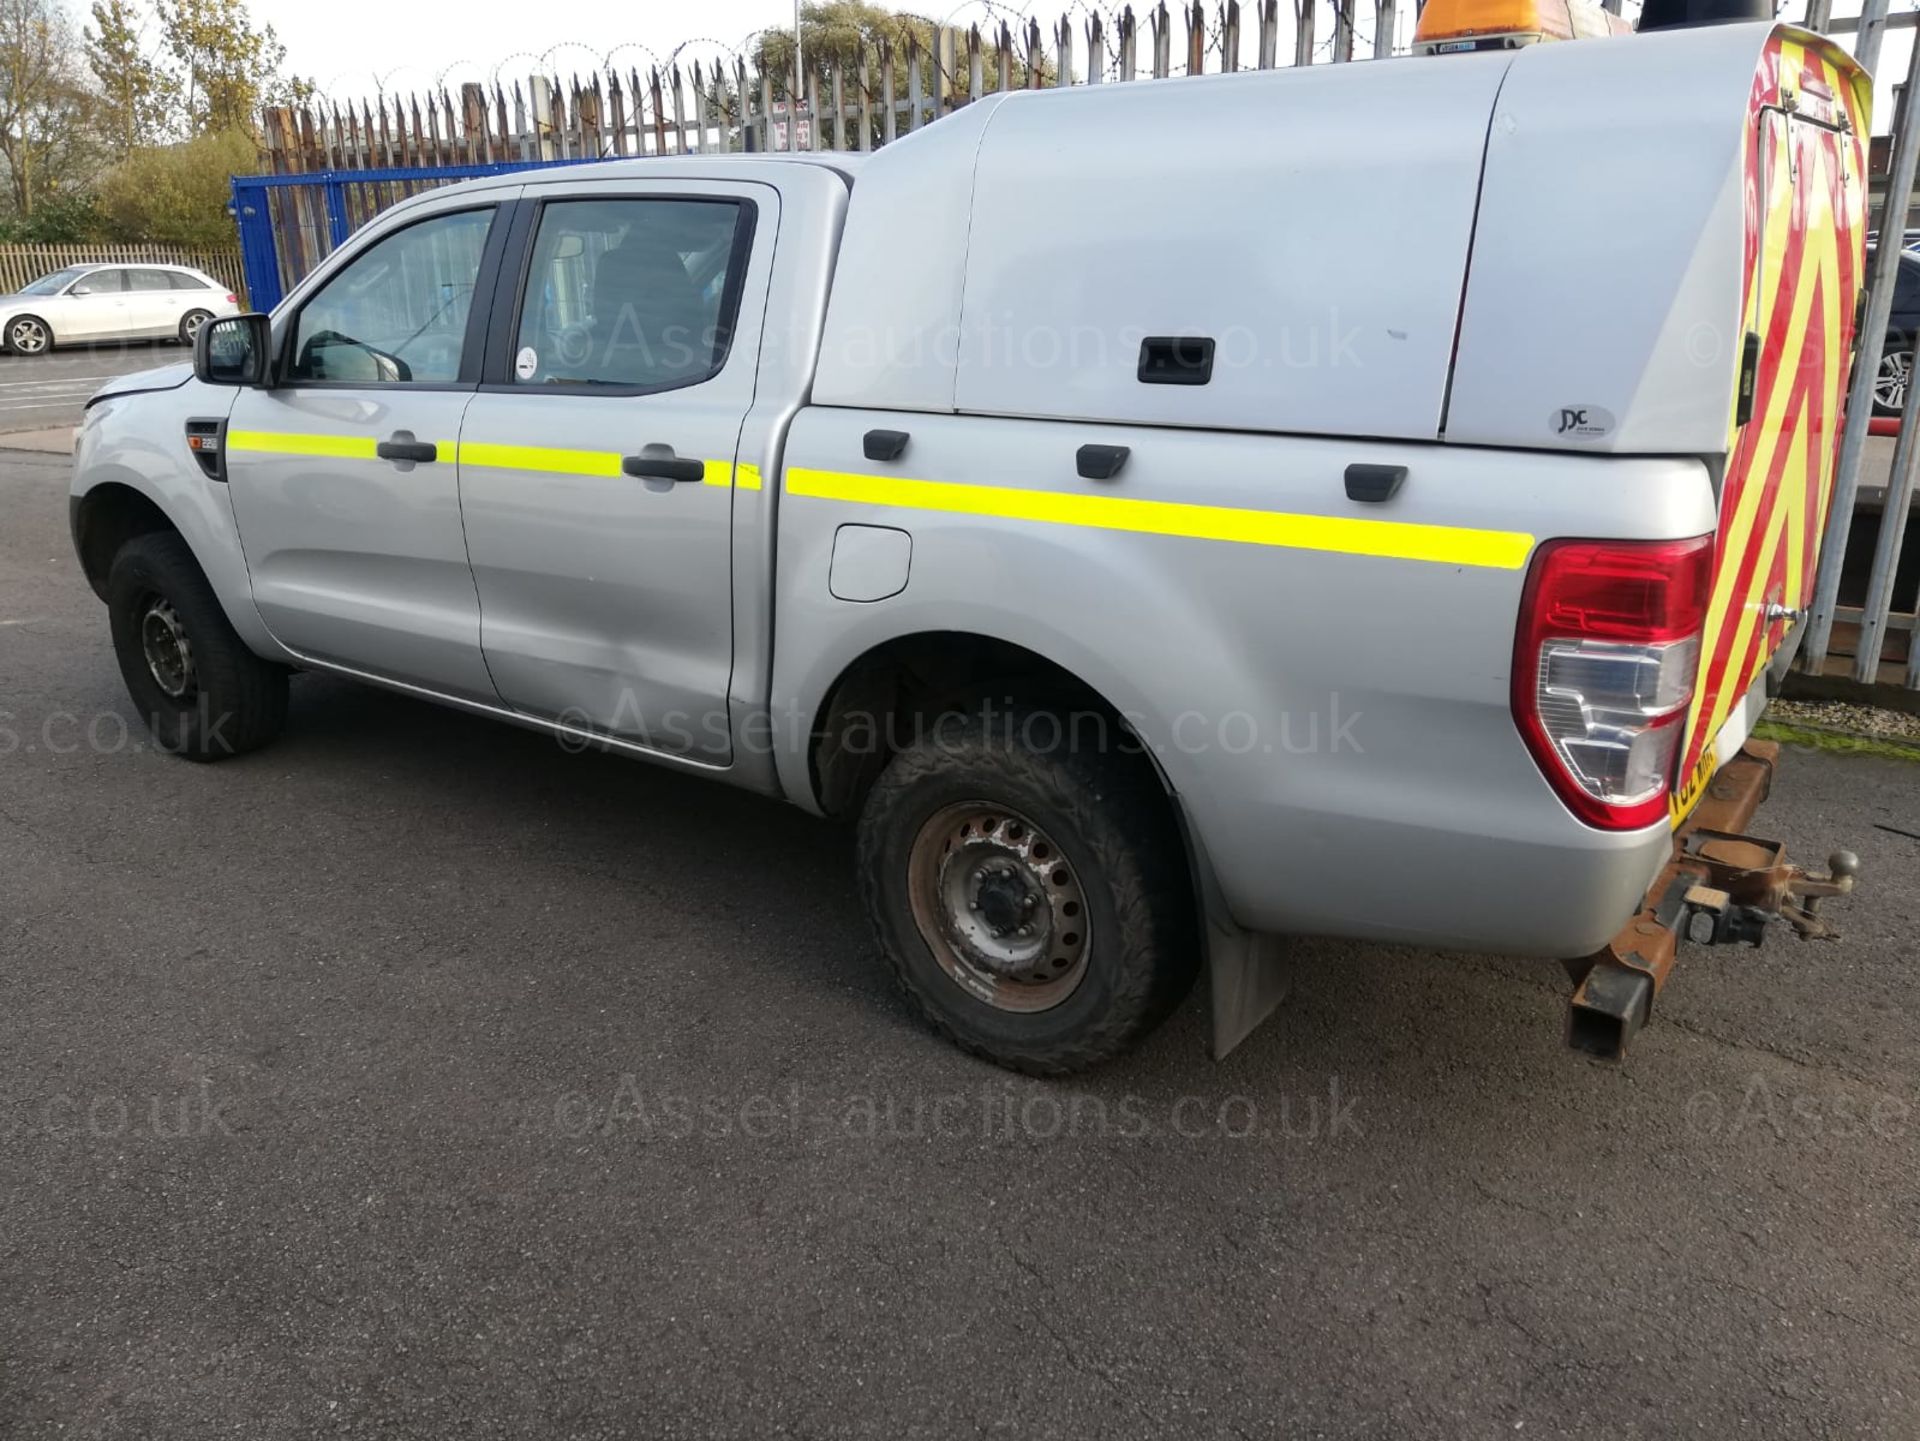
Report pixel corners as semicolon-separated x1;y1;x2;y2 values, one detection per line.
168;271;211;290
511;197;749;391
127;268;173;291
289;207;495;385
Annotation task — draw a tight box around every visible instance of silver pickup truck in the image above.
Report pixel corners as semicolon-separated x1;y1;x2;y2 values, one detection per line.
68;20;1863;1073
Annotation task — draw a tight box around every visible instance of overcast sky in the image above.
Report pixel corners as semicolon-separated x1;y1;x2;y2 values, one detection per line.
250;0;1912;131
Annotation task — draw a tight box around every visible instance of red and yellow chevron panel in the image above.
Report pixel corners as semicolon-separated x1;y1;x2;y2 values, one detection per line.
1673;29;1870;822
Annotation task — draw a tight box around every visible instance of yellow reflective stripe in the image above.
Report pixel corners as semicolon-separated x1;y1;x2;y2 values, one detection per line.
785;468;1534;570
734;462;762;491
456;441;624;478
226;430;382;460
456;441;747;487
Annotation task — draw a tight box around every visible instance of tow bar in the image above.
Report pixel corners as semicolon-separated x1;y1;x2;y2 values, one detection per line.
1564;739;1860;1061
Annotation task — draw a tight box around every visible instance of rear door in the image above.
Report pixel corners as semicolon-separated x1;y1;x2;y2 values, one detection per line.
125;267;185;337
455;181;773;762
1672;35;1869;820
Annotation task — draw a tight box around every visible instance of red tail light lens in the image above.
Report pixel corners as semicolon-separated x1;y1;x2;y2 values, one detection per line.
1513;535;1714;831
225;293;238;304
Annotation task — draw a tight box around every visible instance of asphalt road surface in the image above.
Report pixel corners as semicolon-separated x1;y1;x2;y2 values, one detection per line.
0;343;182;433
2;449;1917;1438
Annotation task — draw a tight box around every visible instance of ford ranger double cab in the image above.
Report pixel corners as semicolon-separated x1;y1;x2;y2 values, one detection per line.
69;19;1864;1073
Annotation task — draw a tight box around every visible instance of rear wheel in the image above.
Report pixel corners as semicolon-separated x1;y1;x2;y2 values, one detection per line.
1874;341;1911;418
856;708;1196;1074
106;532;287;761
178;309;213;345
7;314;49;354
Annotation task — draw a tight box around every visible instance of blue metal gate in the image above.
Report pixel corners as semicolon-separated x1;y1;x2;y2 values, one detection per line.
229;160;592;311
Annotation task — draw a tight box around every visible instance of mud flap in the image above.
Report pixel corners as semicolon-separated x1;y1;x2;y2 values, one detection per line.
1209;925;1292;1061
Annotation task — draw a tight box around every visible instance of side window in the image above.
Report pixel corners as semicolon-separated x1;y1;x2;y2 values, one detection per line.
512;197;747;390
70;270;123;296
128;268;173;292
168;271;211;290
290;207;495;385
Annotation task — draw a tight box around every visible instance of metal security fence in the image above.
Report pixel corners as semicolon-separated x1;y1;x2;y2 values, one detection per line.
236;0;1920;695
0;244;246;302
1805;0;1920;690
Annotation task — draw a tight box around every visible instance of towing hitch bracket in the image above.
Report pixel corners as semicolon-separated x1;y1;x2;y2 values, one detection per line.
1563;740;1861;1062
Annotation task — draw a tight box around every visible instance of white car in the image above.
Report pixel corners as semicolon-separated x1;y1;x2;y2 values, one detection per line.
0;264;240;354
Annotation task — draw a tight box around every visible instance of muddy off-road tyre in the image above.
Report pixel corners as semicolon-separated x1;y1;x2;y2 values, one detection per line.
106;532;287;761
856;708;1196;1074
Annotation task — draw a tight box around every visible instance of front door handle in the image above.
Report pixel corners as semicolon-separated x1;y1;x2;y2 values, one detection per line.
622;451;706;484
376;437;437;463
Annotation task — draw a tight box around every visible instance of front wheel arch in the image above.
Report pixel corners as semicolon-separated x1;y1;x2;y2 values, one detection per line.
72;483;182;601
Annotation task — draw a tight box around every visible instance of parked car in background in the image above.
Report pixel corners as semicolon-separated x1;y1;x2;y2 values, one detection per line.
1867;247;1920;417
0;264;239;355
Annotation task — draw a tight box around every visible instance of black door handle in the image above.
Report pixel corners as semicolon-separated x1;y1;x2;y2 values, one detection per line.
376;438;437;463
1076;444;1130;480
622;452;706;483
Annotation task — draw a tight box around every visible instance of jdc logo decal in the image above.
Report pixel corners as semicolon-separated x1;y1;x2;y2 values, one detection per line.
1552;405;1615;441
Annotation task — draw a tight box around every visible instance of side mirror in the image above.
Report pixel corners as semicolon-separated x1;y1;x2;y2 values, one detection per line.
195;313;272;387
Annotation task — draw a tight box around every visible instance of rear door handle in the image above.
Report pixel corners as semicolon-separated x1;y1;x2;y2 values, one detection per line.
622;451;706;484
376;438;437;463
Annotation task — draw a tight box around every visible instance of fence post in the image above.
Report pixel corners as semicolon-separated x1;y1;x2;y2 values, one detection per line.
1854;0;1891;77
908;39;923;131
1294;0;1315;66
858;46;873;150
1807;36;1920;675
322;178;351;250
882;40;897;143
1375;0;1396;55
1258;0;1278;66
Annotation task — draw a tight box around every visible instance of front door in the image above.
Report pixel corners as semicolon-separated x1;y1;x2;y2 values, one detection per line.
224;200;509;700
62;268;129;340
457;183;775;761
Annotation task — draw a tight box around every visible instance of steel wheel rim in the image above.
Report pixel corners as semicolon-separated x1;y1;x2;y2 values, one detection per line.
1876;350;1911;412
905;801;1091;1013
139;597;197;699
10;319;44;353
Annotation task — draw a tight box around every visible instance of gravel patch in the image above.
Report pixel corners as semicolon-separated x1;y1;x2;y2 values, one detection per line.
1767;697;1920;740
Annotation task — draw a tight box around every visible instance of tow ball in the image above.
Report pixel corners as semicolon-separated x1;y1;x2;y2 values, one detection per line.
1562;741;1861;1062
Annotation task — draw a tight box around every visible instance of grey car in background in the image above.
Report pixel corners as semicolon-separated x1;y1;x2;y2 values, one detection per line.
0;263;239;354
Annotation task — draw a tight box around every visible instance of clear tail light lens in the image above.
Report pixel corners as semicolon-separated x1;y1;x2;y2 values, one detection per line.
1513;535;1714;831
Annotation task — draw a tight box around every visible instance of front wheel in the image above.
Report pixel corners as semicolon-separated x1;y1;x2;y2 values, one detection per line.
7;314;49;354
856;708;1196;1074
178;309;212;345
106;532;288;761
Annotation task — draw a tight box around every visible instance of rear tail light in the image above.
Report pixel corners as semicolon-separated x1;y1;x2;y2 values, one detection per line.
1512;535;1714;831
225;293;238;304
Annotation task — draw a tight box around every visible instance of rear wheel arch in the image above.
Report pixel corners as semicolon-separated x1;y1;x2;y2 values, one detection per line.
806;630;1179;821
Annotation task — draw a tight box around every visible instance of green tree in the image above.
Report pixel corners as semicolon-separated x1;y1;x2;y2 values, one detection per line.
0;0;100;217
154;0;287;134
85;0;177;156
754;1;1052;114
93;124;251;244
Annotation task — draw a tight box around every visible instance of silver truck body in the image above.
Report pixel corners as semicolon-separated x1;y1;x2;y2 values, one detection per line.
69;21;1863;1064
